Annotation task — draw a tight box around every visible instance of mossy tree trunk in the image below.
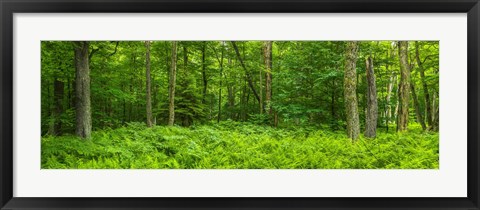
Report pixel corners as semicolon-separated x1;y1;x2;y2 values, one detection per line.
397;41;410;132
344;41;360;141
74;41;92;139
365;56;378;138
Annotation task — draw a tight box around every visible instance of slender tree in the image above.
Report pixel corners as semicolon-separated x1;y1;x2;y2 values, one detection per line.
384;43;396;132
168;41;177;126
344;41;360;141
365;56;378;138
259;49;263;114
231;41;262;105
50;76;64;135
415;41;433;130
397;41;410;132
264;41;273;115
201;42;208;104
145;41;153;127
432;93;439;131
410;80;426;130
217;43;225;122
73;41;92;138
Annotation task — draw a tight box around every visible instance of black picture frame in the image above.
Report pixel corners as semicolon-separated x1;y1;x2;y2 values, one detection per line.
1;0;479;209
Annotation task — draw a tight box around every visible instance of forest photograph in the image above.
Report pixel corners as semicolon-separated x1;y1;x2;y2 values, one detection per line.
41;40;439;169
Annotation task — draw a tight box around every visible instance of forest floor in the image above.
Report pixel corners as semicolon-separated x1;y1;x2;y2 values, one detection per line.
41;121;439;169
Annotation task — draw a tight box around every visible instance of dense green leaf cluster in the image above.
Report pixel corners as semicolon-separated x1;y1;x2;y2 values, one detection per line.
42;121;438;169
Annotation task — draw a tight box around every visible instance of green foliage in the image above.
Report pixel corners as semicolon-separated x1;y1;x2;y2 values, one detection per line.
42;122;438;169
41;41;440;169
41;41;439;132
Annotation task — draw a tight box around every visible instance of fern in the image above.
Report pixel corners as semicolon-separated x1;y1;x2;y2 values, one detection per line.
42;122;439;169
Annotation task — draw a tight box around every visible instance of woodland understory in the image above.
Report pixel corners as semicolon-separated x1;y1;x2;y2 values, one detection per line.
41;41;439;169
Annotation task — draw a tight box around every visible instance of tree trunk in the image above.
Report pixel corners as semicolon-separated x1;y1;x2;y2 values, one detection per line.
385;73;396;132
274;111;278;127
415;41;433;130
227;58;235;119
264;41;273;115
365;56;378;138
410;81;426;130
432;93;439;131
168;41;177;126
344;41;360;141
331;80;336;120
231;41;262;105
66;76;71;109
217;44;224;123
259;48;263;114
202;42;208;104
145;41;153;127
52;78;64;135
227;85;235;112
397;41;411;132
74;41;92;139
241;79;247;121
70;80;75;109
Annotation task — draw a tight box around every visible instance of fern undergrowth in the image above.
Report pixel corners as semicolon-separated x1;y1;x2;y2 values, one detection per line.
41;121;439;169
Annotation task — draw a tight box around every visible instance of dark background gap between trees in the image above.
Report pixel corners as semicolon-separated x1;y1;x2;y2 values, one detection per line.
41;41;439;140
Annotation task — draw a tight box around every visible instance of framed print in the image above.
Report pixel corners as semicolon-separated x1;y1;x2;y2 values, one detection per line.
1;0;479;209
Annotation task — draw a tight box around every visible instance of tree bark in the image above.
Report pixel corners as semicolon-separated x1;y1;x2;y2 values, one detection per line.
410;81;426;130
344;41;360;141
264;41;273;115
168;41;177;126
385;73;396;131
365;56;378;138
74;41;92;139
415;41;433;130
397;41;411;132
145;41;153;127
